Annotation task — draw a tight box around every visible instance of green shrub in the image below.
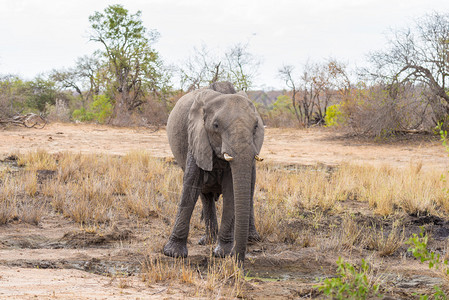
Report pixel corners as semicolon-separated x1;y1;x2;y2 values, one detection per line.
406;227;448;299
315;257;381;299
72;95;112;124
325;104;346;127
90;94;112;123
72;108;94;122
259;95;300;127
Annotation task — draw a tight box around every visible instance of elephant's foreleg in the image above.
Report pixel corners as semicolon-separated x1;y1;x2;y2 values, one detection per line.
163;152;203;258
248;165;261;243
198;192;218;245
214;169;235;257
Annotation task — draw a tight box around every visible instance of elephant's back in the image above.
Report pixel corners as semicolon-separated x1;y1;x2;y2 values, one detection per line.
166;91;197;170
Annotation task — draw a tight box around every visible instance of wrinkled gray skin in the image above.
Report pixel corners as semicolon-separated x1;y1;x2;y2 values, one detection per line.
163;81;264;265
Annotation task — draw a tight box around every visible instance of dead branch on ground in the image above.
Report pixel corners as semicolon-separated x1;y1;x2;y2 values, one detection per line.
0;113;47;129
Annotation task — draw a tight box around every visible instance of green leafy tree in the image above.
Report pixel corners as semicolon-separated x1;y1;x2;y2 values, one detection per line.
88;4;171;125
0;75;58;116
0;75;27;117
25;76;58;112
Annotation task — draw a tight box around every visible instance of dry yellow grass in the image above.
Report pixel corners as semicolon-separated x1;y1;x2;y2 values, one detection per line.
254;161;449;221
141;255;246;298
1;150;448;233
366;222;405;257
2;149;449;296
142;257;197;285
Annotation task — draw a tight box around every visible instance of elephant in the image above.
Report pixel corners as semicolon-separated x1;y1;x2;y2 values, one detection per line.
163;81;264;265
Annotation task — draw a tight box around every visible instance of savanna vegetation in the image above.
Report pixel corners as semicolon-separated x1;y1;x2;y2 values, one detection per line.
1;149;449;298
2;4;449;299
1;6;448;138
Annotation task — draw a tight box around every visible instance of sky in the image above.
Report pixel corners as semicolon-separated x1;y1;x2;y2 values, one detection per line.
1;0;449;90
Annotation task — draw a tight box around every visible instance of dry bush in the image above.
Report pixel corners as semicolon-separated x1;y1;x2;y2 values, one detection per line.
18;150;58;171
337;215;366;250
260;109;300;128
0;188;17;224
0;95;11;120
203;256;246;298
142;257;197;285
137;97;170;126
45;99;71;122
0;171;46;225
366;222;405;257
142;255;246;299
342;84;432;137
17;199;46;225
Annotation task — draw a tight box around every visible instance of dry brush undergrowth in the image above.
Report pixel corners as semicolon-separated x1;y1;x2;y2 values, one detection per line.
1;150;449;296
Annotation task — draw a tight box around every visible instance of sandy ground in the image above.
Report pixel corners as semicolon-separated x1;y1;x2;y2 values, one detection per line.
0;122;446;169
0;123;448;299
0;267;166;300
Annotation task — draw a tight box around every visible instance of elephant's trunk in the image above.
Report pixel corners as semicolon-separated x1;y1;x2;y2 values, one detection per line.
231;158;253;265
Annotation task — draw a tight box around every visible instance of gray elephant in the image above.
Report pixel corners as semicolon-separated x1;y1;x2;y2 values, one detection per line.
163;81;264;265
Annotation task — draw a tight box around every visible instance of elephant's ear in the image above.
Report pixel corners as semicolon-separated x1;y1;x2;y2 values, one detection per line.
188;92;213;171
236;91;264;152
254;114;265;153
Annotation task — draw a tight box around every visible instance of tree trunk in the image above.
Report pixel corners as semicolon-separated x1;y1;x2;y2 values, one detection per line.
111;89;132;126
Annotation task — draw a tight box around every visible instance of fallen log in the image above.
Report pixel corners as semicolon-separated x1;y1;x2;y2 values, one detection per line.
0;113;47;129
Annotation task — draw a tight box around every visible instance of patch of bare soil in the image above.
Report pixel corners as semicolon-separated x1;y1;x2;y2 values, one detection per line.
0;123;448;298
0;123;446;169
1;206;448;299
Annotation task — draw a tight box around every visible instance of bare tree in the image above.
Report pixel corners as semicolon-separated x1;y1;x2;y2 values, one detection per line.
179;43;260;92
51;54;103;109
179;45;223;91
368;12;449;125
278;65;301;124
311;59;352;124
224;43;260;91
278;59;350;127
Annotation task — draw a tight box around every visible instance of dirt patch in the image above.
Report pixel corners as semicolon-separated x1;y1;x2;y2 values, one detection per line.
60;226;133;248
0;205;448;298
0;123;446;169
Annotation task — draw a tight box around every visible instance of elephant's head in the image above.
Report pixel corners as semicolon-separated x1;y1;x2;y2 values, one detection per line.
187;89;264;262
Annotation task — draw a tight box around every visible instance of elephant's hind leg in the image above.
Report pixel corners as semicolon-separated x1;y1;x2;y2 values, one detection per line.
198;192;219;245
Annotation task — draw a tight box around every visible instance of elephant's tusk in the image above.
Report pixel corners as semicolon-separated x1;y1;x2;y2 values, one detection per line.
224;153;234;161
255;155;264;162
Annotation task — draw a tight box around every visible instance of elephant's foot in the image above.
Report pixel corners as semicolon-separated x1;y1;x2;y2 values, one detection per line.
248;229;261;244
213;241;234;257
198;233;217;245
163;236;188;258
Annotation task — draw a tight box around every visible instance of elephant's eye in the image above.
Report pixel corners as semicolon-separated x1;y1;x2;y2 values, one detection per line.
213;122;219;129
253;123;258;134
